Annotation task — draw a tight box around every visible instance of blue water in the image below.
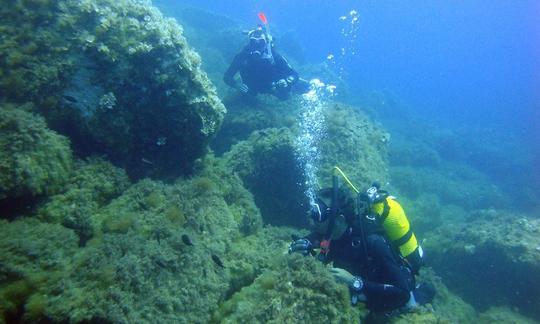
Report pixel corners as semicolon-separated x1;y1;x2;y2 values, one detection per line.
157;0;539;203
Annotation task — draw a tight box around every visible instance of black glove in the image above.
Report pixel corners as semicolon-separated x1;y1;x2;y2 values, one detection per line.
288;238;313;255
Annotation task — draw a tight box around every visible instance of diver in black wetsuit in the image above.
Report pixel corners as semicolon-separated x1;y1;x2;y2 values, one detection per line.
289;185;435;317
224;27;310;100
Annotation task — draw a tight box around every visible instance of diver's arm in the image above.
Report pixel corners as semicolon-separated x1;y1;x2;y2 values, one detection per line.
274;52;299;84
223;52;245;88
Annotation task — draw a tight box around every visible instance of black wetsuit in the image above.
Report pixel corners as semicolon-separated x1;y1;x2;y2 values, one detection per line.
224;46;309;100
307;222;415;313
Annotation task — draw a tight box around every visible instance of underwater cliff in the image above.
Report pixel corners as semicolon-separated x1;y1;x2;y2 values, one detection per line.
1;1;539;323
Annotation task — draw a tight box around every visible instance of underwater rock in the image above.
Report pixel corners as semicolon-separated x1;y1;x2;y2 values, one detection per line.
0;104;73;217
224;127;309;227
0;218;79;322
212;95;298;154
214;254;366;323
37;158;130;245
424;210;540;320
390;163;508;210
317;103;390;189
478;306;538;324
0;0;225;179
0;162;259;322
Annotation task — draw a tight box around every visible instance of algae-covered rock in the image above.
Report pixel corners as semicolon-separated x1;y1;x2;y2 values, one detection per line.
0;218;79;323
1;0;225;179
424;210;540;320
417;267;477;323
478;306;538;324
215;254;366;323
27;156;262;323
227;226;307;298
318;103;390;189
0;104;73;212
224;128;308;227
212;95;298;154
391;163;507;210
38;158;130;245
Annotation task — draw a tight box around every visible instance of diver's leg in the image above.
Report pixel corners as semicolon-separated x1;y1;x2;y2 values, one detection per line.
405;246;424;275
362;234;412;312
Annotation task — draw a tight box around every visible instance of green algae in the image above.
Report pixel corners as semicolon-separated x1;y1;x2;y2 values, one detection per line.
37;158;130;245
1;0;226;179
0;104;73;203
318;103;390;189
478;306;538;324
0;218;78;322
214;255;366;323
224;127;308;227
424;210;540;320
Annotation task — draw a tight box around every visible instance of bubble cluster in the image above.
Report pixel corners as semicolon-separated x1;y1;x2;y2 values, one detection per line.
294;79;336;206
327;9;361;79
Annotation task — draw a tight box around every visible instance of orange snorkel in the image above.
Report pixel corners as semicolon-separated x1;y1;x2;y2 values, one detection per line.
258;12;268;25
256;12;274;64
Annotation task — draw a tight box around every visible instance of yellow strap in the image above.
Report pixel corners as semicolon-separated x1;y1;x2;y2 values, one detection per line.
332;166;359;194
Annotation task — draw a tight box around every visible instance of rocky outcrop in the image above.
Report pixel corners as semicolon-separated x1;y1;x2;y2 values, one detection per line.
424;209;540;320
0;104;73;216
0;0;225;179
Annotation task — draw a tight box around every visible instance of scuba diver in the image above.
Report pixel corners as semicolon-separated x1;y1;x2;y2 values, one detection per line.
223;24;310;100
289;169;435;317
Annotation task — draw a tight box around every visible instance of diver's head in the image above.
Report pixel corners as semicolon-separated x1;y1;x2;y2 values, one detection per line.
309;187;354;239
364;182;384;204
247;27;268;52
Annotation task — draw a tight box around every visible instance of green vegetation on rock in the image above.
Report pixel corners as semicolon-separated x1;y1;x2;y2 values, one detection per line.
1;0;226;179
0;104;73;205
424;210;540;320
215;255;366;323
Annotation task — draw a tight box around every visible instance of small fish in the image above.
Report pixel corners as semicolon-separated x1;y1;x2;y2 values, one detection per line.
211;254;224;268
181;234;193;246
62;95;78;103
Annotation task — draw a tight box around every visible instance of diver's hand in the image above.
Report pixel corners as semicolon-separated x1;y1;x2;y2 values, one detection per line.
288;238;313;256
237;83;249;93
273;78;289;89
330;267;355;285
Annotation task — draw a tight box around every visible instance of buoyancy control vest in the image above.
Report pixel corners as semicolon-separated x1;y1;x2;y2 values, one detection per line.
371;194;419;258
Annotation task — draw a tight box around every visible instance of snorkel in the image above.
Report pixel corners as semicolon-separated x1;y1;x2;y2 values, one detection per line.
257;12;275;64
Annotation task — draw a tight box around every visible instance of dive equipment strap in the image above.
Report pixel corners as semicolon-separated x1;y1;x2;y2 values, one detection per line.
319;174;339;261
380;199;391;223
356;193;370;270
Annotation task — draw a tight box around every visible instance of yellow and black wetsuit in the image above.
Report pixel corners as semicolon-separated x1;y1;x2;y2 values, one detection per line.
371;195;419;259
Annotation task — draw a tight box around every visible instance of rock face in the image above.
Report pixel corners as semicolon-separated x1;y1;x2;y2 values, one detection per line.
0;104;73;216
0;155;263;323
0;0;225;179
424;210;540;320
225;128;308;227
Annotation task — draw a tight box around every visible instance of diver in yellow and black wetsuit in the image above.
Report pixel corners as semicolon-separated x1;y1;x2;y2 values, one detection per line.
366;182;424;274
289;176;435;317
